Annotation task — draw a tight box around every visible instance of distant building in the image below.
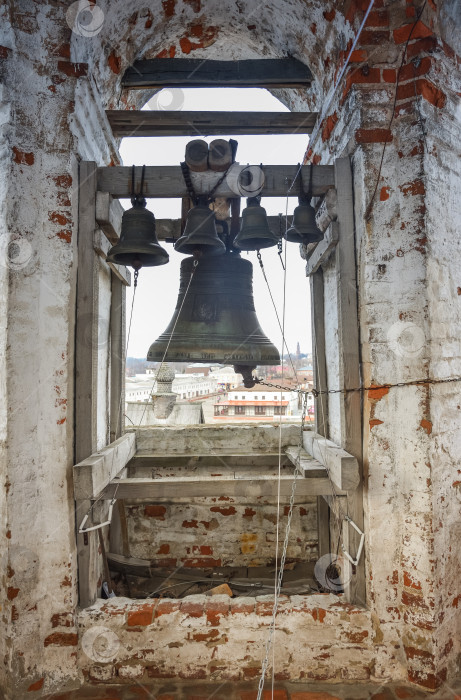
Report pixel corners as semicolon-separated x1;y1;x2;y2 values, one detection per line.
209;365;242;390
214;384;299;420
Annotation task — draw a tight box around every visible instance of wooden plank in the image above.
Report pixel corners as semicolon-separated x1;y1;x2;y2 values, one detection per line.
153;215;286;242
106;110;318;137
305;222;340;276
75;161;98;464
97;164;335;199
285;447;326;478
109;273;125;442
101;474;346;499
334;156;364;605
310;270;329;437
93;230;131;286
95;191;123;243
73;432;136;500
317;495;330;559
122;58;313;90
303;431;360;491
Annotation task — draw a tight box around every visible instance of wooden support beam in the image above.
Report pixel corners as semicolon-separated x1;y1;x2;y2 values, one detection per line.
285;447;326;478
97;164;335;199
122;58;313;90
102;474;346;500
73;432;136;501
95;191;124;243
305;222;339;276
106;110;318;138
303;431;360;491
334;156;365;604
109;272;126;442
149;215;287;242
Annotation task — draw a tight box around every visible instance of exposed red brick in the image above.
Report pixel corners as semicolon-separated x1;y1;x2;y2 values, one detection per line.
181;600;204;617
399;179;425;196
420;419;432;434
210;505;236;516
346;629;369;642
382;68;397;82
192;628;220;642
457;288;461;296
406;35;438;59
57;61;88;78
50;613;73;628
356;128;393;144
349;49;367;62
312;154;321;165
127;604;154;627
243;507;256;519
380;186;390;200
155;600;181;618
49;211;71;226
146;665;176;679
243;667;260;679
56;231;72;244
27;678;44;692
192;545;212;555
311;608;327;623
162;0;176;17
321;111;338;142
231;600;255;614
240;691;288;700
404;645;433;661
399;56;432;82
44;632;78;647
52;174;72;188
7;587;19;601
61;575;71;587
360;29;390;45
157;543;170;555
393;20;433;45
365;9;389;27
291;693;340;700
144;505;166;519
0;46;11;59
108;51;122;74
323;9;336;21
406;669;439;690
12;147;34;166
310;23;317;35
369;419;384;429
6;530;11;539
11;605;19;622
182;519;199;528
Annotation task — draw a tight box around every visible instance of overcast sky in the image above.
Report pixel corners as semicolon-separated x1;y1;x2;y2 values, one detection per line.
120;87;312;360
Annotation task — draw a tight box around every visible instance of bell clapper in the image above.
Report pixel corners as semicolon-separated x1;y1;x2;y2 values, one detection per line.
234;364;257;389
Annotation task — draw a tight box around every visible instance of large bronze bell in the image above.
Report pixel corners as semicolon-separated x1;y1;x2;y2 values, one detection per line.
174;198;225;256
106;197;169;270
147;252;280;384
285;197;323;244
233;197;279;251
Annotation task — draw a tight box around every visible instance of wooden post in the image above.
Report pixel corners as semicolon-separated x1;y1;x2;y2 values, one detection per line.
110;273;125;443
334;157;365;605
310;268;330;561
75;161;100;608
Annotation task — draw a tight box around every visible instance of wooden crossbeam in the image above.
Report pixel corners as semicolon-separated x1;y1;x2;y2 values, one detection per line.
122;58;313;90
101;473;344;499
106;110;318;138
97;164;335;199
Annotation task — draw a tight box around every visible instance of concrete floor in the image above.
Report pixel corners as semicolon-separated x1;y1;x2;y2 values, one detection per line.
45;679;461;700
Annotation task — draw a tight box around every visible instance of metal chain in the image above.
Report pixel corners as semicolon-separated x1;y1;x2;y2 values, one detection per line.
180;161;232;205
255;374;461;398
256;395;307;699
180;161;198;204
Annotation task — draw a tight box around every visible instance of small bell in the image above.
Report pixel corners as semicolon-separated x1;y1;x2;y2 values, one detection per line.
174;198;226;256
106;196;169;270
285;196;323;244
233;197;279;251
